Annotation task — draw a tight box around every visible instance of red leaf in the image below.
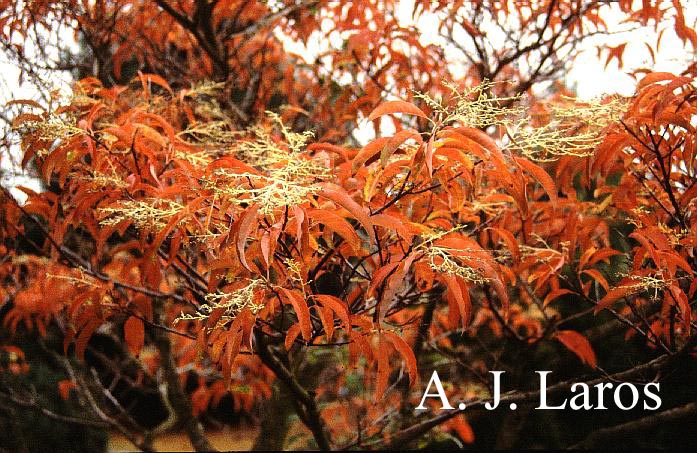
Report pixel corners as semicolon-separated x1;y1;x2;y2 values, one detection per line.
307;209;362;252
57;380;77;401
586;248;623;267
314;294;351;333
383;331;418;387
124;316;145;357
285;324;302;350
280;289;312;341
630;231;660;265
669;285;691;334
75;318;101;361
514;157;558;207
554;330;597;368
317;183;375;244
595;285;634;313
236;205;259;272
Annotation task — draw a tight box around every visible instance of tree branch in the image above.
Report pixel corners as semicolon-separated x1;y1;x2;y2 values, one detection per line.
569;401;697;449
256;330;332;450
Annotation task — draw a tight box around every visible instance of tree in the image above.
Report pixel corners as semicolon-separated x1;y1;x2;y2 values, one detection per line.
1;0;696;450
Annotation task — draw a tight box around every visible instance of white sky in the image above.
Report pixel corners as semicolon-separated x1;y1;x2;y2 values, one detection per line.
2;1;696;202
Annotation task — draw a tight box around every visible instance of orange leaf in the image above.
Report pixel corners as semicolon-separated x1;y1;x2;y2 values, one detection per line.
441;274;472;328
280;288;312;341
371;213;418;242
447;414;475;444
630;230;662;267
367;262;401;298
314;294;352;333
139;72;172;94
57;380;77;401
317;183;375;244
383;331;418;387
454;127;506;168
374;336;391;398
543;288;576;307
285;324;302;350
587;248;623;267
595;285;634;313
581;269;610;292
489;227;520;263
307;209;362;252
124;316;145;357
313;304;335;340
352;137;390;173
381;129;423;167
554;330;597;368
514;157;558;207
236;205;259;272
367;100;428;122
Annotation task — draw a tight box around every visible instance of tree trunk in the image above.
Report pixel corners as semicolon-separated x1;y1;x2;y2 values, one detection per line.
252;382;293;450
153;302;215;452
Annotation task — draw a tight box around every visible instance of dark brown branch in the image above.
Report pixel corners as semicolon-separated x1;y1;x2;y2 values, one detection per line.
154;0;229;77
152;300;215;452
569;401;697;449
256;331;332;450
0;392;109;429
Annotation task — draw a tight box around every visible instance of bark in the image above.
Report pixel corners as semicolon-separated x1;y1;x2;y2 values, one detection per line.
569;401;697;449
255;331;331;450
153;302;215;452
251;382;293;450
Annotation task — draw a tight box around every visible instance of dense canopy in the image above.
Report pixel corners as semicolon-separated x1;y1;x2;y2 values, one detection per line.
1;1;696;451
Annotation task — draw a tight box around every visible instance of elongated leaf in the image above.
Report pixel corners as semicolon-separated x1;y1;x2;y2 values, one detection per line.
285;324;302;350
374;336;391;398
543;288;576;307
514;157;558;206
307;208;362;251
489;227;520;263
381;129;423;167
352;137;390;173
367;100;428;122
367;262;400;297
455;127;506;168
554;330;597;368
441;274;471;328
124;316;145;356
280;288;312;341
595;285;634;313
314;294;351;333
383;331;418;386
317;183;375;244
236;205;259;272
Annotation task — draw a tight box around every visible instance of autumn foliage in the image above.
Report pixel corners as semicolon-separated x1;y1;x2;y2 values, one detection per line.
1;0;697;451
